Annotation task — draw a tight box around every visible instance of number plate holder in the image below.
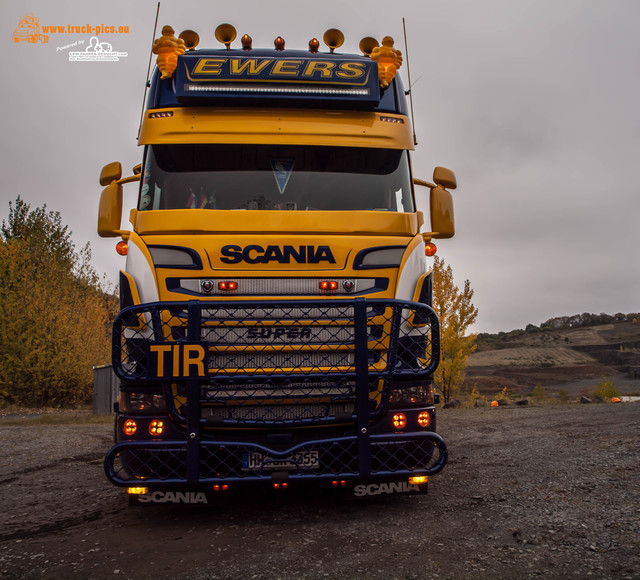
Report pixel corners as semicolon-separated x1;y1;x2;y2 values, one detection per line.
241;450;319;471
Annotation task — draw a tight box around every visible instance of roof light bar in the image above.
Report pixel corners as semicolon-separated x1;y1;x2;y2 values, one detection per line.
184;84;370;96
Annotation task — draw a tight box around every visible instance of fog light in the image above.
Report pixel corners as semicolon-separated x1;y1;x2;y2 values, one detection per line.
392;413;406;429
149;420;164;436
408;476;427;485
123;419;137;436
417;411;431;427
127;487;149;495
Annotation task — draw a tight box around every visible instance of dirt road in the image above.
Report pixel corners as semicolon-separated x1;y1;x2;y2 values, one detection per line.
1;403;639;579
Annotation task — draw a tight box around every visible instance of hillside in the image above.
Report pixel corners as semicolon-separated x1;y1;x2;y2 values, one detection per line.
466;319;640;397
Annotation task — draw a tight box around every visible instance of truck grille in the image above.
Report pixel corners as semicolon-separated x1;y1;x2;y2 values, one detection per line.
113;298;439;426
202;402;354;422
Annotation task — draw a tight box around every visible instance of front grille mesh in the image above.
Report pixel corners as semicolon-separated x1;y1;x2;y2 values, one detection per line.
113;299;439;426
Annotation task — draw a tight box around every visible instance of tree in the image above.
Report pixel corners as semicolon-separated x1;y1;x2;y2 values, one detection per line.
0;197;117;407
431;256;478;403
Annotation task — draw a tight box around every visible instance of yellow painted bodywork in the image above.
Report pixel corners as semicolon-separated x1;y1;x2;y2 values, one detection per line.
132;209;419;237
138;108;414;150
142;232;417;302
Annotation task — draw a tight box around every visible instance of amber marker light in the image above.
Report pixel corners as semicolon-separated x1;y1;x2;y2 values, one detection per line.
408;476;427;485
274;36;285;50
309;38;320;53
392;413;407;429
149;420;164;436
116;240;128;256
123;419;137;436
425;242;437;257
127;487;149;495
417;411;431;428
319;280;338;291
218;281;238;291
241;34;252;50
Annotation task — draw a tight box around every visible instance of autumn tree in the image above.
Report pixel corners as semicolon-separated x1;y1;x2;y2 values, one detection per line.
432;256;478;403
0;197;117;407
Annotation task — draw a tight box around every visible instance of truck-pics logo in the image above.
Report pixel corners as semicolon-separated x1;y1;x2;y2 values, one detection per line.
12;12;130;60
220;245;336;265
12;13;48;43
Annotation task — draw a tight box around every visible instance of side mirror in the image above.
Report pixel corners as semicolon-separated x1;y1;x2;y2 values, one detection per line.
99;162;122;186
430;185;455;239
433;166;457;190
98;182;123;237
413;166;457;239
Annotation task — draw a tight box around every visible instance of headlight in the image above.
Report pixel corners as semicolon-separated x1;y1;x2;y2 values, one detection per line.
389;383;434;407
121;391;167;413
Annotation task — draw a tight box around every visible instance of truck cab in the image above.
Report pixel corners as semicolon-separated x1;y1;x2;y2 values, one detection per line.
100;25;454;502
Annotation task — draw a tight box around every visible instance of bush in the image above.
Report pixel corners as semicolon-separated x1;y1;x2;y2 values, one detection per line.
594;378;620;401
532;383;545;402
0;197;117;407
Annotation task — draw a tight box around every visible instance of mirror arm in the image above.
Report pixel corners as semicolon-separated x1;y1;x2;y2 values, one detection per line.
116;175;141;185
413;177;436;189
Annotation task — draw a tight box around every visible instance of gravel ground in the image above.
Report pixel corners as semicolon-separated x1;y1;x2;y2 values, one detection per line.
0;402;639;579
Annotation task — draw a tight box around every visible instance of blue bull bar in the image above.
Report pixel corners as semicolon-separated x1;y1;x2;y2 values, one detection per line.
104;298;448;486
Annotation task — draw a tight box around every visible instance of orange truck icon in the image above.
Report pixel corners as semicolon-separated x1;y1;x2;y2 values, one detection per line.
13;13;49;44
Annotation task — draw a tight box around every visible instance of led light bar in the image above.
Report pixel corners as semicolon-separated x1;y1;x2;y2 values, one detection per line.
184;84;370;96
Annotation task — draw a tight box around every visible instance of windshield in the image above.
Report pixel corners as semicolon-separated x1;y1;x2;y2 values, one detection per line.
139;144;414;212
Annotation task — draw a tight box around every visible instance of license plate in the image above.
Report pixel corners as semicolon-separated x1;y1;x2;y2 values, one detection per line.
242;450;319;471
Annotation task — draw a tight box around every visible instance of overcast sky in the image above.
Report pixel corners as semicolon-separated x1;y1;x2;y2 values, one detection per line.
2;0;639;333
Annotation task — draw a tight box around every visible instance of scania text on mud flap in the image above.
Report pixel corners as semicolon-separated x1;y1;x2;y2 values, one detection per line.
98;23;457;502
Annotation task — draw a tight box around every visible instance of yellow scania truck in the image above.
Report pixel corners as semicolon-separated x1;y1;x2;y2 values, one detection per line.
99;24;456;503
